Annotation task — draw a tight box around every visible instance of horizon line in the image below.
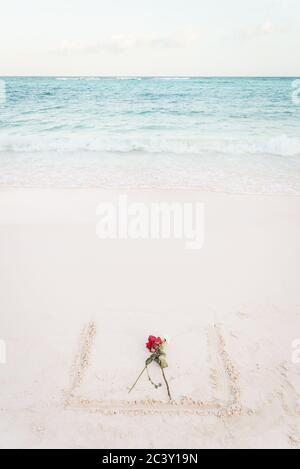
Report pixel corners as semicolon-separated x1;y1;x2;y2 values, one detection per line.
0;75;300;79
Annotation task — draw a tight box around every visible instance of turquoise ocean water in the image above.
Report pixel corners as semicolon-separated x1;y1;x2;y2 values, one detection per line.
0;77;300;193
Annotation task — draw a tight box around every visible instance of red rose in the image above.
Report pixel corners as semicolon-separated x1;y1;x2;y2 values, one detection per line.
129;334;171;401
146;335;163;352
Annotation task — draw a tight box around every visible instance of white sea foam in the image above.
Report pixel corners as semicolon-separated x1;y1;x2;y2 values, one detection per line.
0;134;299;157
244;135;300;157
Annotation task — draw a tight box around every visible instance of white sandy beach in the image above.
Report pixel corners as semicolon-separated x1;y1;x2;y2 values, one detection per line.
0;188;300;449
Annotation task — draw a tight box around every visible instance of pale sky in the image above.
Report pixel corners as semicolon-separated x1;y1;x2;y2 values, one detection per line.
0;0;299;76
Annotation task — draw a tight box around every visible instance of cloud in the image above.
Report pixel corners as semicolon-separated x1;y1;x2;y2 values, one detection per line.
259;21;274;34
58;32;200;55
240;20;287;39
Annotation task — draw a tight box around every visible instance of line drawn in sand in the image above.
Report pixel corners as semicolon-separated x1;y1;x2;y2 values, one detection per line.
63;322;248;416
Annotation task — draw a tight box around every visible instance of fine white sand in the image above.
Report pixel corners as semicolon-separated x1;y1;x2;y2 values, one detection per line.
0;188;300;449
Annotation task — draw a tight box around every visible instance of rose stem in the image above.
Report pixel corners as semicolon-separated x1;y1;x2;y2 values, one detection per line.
161;367;172;401
146;366;161;389
128;366;146;394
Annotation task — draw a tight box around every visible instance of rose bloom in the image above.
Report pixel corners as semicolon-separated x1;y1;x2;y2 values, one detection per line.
146;335;163;353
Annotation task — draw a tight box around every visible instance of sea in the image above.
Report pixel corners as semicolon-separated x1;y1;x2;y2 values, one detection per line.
0;76;299;194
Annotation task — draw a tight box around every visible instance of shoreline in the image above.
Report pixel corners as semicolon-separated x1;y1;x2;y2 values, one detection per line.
1;185;300;197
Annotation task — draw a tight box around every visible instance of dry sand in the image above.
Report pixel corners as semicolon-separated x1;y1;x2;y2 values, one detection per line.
0;188;300;449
